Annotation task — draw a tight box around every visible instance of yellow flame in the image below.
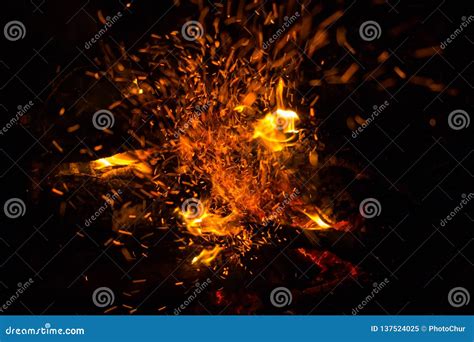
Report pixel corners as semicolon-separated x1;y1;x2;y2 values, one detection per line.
275;78;285;109
91;151;152;174
185;212;241;236
176;79;306;265
252;79;299;151
192;246;222;265
300;209;333;230
252;110;299;151
179;203;242;236
233;105;248;113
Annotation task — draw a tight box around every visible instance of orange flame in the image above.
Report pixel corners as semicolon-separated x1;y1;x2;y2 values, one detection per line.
252;79;300;151
180;204;242;237
91;151;152;174
192;246;223;265
299;209;333;230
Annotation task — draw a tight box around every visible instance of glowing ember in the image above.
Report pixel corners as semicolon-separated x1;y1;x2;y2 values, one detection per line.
54;0;368;272
35;0;453;315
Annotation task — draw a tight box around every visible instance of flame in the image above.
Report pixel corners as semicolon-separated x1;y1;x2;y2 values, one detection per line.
52;0;370;283
192;246;223;265
181;205;241;237
82;78;329;267
275;78;286;110
252;79;300;152
91;151;152;174
177;79;302;245
176;79;308;265
300;209;333;230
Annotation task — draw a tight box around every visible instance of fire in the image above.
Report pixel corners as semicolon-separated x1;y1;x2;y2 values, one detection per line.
252;109;300;152
174;78;307;262
42;0;432;314
180;205;241;237
91;151;152;175
79;77;338;267
252;79;300;152
300;209;333;230
58;2;359;272
192;246;223;265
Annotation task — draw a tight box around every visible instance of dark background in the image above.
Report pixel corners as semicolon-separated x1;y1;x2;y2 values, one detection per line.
0;0;472;314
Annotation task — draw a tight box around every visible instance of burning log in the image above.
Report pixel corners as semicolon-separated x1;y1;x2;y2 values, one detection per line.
55;150;153;181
